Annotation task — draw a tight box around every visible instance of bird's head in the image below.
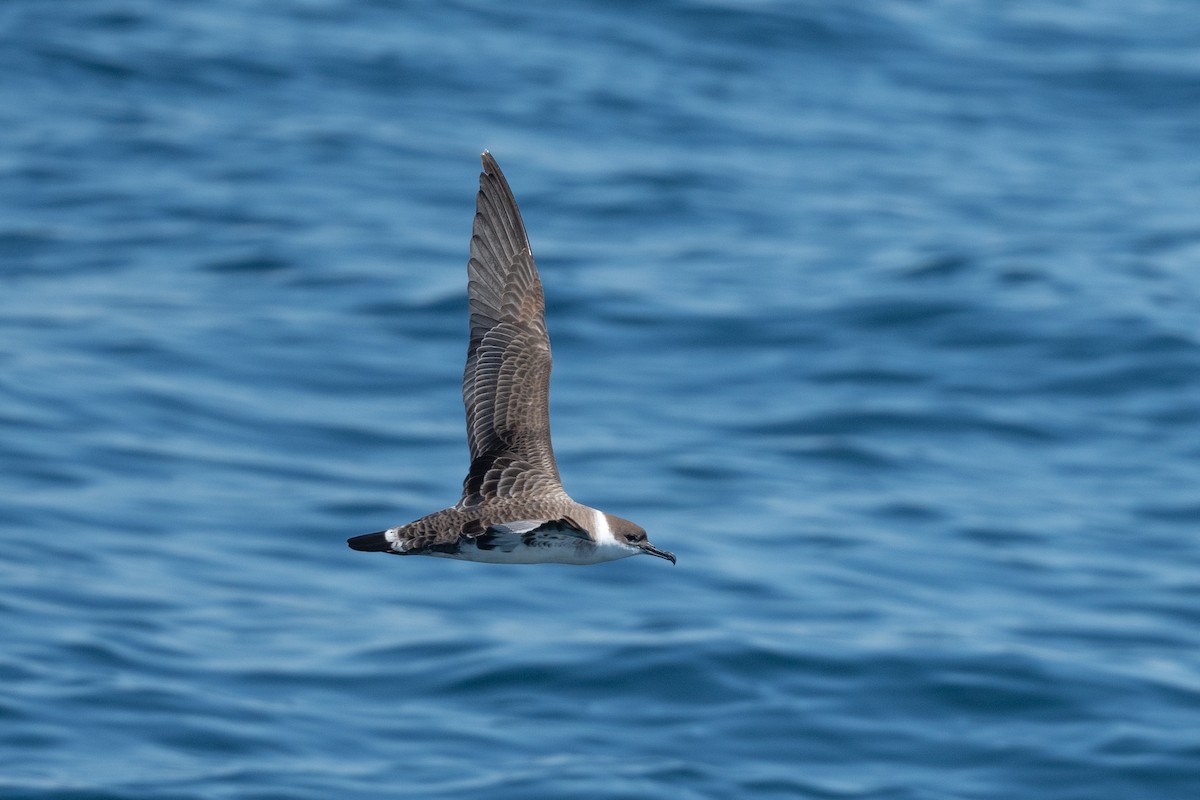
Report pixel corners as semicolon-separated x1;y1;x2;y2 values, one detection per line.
606;514;675;564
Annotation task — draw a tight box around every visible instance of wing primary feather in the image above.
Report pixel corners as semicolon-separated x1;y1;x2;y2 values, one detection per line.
459;154;565;507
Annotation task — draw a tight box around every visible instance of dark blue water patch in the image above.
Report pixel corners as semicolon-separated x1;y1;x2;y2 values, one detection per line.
157;716;292;758
870;501;946;522
1020;621;1195;653
317;498;413;519
48;638;165;677
30;41;139;81
923;666;1077;717
956;526;1046;548
810;367;928;386
740;407;1059;444
899;253;973;280
997;265;1054;285
0;228;59;267
202;253;293;275
783;438;902;470
1136;502;1200;523
354;291;465;321
1040;318;1193;361
0;447;90;490
1133;226;1200;256
671;2;881;58
1;792;158;800
1036;361;1200;398
825;296;972;332
666;456;746;483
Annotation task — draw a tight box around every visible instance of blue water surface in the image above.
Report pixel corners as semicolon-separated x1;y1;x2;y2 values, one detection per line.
3;1;1200;798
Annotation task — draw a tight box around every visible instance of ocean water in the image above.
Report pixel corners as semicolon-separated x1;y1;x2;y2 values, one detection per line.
3;1;1200;797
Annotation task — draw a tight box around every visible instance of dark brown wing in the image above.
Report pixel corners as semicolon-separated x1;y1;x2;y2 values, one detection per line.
459;152;567;507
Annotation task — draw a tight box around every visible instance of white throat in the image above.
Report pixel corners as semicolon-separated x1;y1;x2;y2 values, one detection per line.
591;508;615;544
588;508;640;560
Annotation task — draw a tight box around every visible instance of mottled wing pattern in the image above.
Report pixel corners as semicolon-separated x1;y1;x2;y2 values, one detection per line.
470;518;590;553
459;153;567;507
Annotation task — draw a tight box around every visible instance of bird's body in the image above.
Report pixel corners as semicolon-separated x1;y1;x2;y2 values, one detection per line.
347;153;674;566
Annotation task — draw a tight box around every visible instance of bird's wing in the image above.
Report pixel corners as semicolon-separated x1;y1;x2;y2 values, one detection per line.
459;152;567;508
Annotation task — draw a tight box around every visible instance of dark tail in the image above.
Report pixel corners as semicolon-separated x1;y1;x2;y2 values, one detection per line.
347;531;392;552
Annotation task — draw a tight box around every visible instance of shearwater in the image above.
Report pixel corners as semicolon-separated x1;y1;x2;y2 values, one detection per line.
347;153;675;566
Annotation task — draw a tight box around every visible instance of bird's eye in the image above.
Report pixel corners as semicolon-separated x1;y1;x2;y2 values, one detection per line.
625;533;638;542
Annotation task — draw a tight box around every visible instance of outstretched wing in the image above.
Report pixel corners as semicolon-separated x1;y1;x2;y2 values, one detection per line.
459;152;567;507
